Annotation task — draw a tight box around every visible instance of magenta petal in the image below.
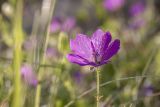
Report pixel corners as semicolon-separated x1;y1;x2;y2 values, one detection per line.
101;32;112;52
67;54;98;66
70;34;93;61
91;29;112;55
67;54;90;66
91;29;105;51
102;39;120;61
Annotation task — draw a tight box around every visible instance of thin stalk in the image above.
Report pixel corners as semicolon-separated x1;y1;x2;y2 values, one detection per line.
136;46;158;99
34;0;56;107
11;0;23;107
96;68;100;107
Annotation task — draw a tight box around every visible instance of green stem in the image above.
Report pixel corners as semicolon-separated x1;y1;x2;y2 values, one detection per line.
96;68;100;107
12;0;23;107
34;20;50;107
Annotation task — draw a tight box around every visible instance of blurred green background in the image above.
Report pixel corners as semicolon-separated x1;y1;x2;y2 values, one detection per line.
0;0;160;107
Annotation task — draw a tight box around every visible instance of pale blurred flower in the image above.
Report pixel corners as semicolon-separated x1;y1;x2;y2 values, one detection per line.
46;47;59;58
129;17;145;29
50;18;61;33
62;17;76;32
129;1;145;17
21;64;38;87
103;0;125;12
73;71;83;83
50;17;76;33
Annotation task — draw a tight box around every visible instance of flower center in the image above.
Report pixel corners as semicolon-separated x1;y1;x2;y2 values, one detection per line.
91;42;102;64
93;52;101;64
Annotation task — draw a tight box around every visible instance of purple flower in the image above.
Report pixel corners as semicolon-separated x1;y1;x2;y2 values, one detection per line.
129;17;145;29
24;36;37;51
46;47;57;58
21;64;38;87
50;18;61;33
139;84;154;97
67;29;120;67
144;85;154;96
73;71;84;83
103;0;125;12
50;17;76;33
129;1;145;17
62;17;76;32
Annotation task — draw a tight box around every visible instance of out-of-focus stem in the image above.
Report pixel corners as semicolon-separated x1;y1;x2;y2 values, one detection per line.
12;0;23;107
34;0;56;107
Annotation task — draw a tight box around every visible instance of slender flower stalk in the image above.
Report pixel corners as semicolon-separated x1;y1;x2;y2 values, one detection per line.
12;0;23;107
96;68;100;107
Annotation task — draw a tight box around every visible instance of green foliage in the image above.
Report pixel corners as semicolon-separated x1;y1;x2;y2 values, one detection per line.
0;0;160;107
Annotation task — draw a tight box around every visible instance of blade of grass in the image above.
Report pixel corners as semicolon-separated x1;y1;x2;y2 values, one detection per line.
34;0;56;107
120;91;160;106
135;46;158;99
11;0;23;107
